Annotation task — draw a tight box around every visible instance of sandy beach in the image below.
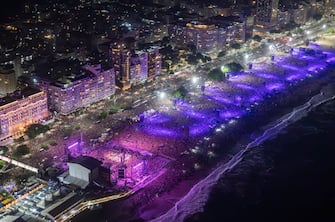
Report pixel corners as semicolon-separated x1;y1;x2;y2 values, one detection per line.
128;39;335;222
71;35;335;222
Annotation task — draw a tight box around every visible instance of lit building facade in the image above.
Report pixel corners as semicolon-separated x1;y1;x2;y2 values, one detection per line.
110;43;131;89
290;4;309;25
256;0;279;28
130;51;148;84
169;18;245;53
110;43;161;88
278;9;291;25
0;87;49;143
147;47;161;80
169;22;226;53
46;65;115;115
0;66;17;96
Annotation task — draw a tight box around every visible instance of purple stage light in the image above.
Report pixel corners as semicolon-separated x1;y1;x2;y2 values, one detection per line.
68;142;79;149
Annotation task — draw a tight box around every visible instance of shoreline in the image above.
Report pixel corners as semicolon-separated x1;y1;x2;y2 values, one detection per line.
147;79;335;222
72;42;335;222
133;68;335;221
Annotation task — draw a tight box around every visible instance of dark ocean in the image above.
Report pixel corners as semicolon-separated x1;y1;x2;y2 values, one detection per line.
186;88;335;221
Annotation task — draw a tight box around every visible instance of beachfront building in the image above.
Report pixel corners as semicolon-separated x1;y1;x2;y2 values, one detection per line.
210;16;246;45
277;9;291;26
147;47;162;80
169;22;225;53
110;43;161;89
0;65;17;97
169;17;245;53
45;64;115;115
110;43;132;90
289;4;309;25
0;87;49;144
130;50;148;85
255;0;279;29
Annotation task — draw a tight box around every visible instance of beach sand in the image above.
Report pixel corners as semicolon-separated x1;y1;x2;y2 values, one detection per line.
138;177;201;220
133;38;335;221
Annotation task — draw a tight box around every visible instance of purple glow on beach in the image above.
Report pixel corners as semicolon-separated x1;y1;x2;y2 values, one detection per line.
181;109;209;119
219;109;244;119
207;94;235;105
189;123;212;136
265;82;284;91
135;46;333;142
308;65;323;73
143;126;180;138
286;74;304;81
280;64;301;71
248;95;262;103
234;83;255;91
143;113;172;124
326;57;335;64
255;72;278;80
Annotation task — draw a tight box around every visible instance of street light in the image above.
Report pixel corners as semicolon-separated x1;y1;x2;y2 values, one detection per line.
322;24;327;29
159;91;166;99
191;76;198;84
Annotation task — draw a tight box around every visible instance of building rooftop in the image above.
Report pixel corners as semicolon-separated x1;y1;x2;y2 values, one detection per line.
0;65;15;74
69;156;102;171
0;87;42;107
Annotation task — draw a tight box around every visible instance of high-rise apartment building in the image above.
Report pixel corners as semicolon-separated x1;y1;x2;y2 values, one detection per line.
110;43;131;89
256;0;279;28
147;47;162;80
110;43;161;88
169;17;245;53
169;22;226;53
130;51;148;84
0;65;17;96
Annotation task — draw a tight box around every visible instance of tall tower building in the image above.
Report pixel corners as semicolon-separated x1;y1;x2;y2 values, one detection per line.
147;47;161;80
110;43;131;89
256;0;279;28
